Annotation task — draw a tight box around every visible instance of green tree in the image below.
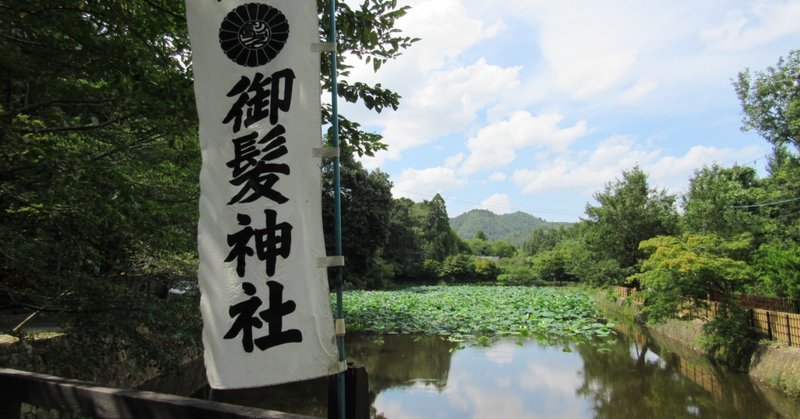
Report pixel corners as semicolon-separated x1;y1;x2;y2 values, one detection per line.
682;164;766;239
530;250;576;282
583;167;679;285
384;198;426;281
735;50;800;150
322;153;393;289
521;226;571;256
0;0;199;313
752;238;800;300
466;237;515;257
630;233;757;369
490;241;517;258
421;193;460;261
473;257;500;281
1;0;418;345
760;146;800;231
466;238;493;256
319;0;419;156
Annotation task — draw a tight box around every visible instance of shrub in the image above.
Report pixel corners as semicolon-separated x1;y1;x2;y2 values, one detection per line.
699;301;758;371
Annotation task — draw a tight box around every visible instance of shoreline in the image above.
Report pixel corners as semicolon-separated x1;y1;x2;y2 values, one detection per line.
594;292;800;401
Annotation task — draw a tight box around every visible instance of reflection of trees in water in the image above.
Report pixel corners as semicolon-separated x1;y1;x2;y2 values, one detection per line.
205;330;791;418
574;327;781;419
348;333;457;395
207;333;455;417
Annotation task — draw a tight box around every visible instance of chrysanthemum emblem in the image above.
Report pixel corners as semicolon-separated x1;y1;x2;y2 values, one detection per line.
219;3;290;67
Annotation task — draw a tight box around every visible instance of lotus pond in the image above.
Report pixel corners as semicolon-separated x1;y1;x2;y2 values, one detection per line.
340;286;615;343
208;286;799;418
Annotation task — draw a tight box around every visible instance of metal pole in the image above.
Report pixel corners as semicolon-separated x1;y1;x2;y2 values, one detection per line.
327;1;346;417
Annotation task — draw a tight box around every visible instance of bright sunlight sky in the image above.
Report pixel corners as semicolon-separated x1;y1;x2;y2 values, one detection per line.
337;0;800;222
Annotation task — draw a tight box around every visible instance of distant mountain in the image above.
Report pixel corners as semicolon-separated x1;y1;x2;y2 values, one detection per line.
449;209;571;246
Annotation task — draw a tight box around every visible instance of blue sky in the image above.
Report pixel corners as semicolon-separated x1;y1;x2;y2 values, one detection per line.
338;0;800;222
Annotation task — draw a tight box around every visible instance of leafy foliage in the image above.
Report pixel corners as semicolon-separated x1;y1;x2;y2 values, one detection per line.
583;167;679;285
735;49;800;150
751;238;800;300
699;301;759;371
466;237;516;258
631;233;753;321
529;250;578;282
630;233;757;369
422;194;462;261
0;0;420;377
682;165;767;238
0;0;199;320
318;0;419;156
521;225;574;256
323;153;393;289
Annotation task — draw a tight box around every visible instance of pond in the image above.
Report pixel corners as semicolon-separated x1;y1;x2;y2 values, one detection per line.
208;326;800;418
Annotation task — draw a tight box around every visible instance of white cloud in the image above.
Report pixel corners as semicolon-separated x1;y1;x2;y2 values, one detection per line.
700;1;800;51
445;153;466;168
519;361;582;397
362;59;523;168
480;194;512;214
459;111;590;175
517;1;671;100
396;0;505;72
509;137;638;195
392;167;466;199
649;144;766;193
340;0;795;221
343;0;503;85
512;136;767;196
489;172;507;182
617;78;659;104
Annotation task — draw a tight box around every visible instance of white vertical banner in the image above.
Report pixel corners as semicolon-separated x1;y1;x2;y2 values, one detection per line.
185;0;342;389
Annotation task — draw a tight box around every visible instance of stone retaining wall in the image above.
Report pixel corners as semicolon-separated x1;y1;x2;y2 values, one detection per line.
596;294;800;400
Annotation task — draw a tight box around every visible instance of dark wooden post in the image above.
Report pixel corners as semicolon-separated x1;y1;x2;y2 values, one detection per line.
749;309;755;327
328;363;369;419
787;314;792;346
766;311;773;340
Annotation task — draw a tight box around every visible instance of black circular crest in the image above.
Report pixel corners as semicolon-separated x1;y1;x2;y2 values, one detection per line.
219;3;290;67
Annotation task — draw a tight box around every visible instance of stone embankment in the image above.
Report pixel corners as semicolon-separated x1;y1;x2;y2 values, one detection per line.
595;294;800;400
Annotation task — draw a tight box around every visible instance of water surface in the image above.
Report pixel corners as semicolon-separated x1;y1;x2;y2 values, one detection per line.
210;329;799;418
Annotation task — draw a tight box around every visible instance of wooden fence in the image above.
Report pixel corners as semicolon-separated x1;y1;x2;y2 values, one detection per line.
611;287;800;348
750;308;800;347
708;292;799;313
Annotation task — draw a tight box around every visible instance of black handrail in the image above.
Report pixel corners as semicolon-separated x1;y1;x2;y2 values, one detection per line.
0;368;316;419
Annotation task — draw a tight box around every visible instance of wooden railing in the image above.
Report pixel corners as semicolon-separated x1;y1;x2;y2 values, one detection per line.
611;287;800;348
0;368;316;419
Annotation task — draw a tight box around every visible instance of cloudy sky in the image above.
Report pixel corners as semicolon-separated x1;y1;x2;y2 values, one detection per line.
337;0;800;222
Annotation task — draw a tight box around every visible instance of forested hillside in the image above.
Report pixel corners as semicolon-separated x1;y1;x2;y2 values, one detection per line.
450;209;569;246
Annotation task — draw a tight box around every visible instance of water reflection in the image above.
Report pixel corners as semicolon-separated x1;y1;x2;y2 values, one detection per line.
210;329;798;418
348;334;454;394
362;331;793;419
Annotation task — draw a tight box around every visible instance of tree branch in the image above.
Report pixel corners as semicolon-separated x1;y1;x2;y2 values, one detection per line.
12;115;131;134
0;33;46;48
141;0;184;21
1;99;113;117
